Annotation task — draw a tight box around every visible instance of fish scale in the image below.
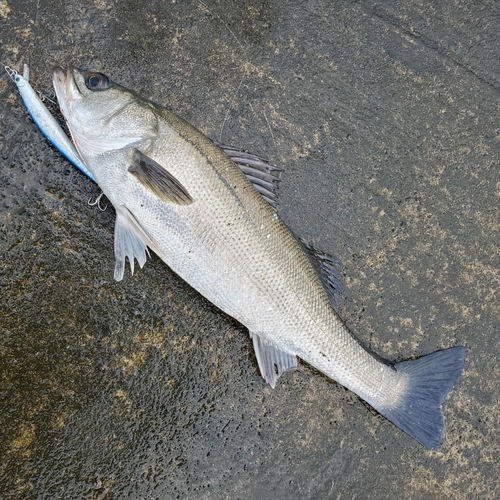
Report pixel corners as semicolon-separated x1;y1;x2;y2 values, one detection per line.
112;116;385;392
51;66;466;450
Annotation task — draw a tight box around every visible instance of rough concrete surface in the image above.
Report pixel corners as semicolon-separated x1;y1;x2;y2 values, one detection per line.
0;0;498;498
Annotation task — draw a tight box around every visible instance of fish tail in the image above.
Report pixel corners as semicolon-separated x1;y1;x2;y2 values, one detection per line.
379;346;467;450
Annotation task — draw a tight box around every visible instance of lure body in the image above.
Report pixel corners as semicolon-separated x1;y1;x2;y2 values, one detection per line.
10;64;96;182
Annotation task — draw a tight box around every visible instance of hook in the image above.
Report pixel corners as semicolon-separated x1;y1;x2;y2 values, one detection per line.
88;192;108;211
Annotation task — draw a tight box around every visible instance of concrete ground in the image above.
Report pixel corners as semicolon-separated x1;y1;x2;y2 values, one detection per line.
0;0;498;498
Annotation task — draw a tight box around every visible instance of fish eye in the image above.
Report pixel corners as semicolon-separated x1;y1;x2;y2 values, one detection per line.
85;72;111;91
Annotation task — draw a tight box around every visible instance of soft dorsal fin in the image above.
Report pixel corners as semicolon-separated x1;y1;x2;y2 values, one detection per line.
216;142;282;208
250;332;297;388
299;238;344;314
129;149;193;205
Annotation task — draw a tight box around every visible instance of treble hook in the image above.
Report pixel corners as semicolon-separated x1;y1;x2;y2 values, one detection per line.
88;192;108;211
36;89;57;105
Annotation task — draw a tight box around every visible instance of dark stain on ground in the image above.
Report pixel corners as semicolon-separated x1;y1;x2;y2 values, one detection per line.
1;0;499;498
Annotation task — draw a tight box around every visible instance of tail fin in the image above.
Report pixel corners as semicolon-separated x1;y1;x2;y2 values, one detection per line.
380;347;467;450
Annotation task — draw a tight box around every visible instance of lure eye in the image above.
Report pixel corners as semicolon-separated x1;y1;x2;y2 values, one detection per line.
85;72;111;91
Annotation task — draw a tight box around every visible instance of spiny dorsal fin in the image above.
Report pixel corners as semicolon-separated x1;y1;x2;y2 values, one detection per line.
129;149;193;205
216;142;282;208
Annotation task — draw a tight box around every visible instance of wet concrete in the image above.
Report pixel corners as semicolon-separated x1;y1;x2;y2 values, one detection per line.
0;0;499;498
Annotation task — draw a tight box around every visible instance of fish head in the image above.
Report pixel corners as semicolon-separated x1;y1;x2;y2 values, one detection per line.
52;66;159;156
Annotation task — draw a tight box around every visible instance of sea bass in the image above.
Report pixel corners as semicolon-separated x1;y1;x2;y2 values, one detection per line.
52;66;466;450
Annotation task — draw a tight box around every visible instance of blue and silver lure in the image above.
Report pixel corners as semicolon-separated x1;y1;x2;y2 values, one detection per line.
5;63;96;183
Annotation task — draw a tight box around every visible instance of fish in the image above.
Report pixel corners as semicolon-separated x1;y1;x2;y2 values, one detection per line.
52;65;466;450
5;63;96;182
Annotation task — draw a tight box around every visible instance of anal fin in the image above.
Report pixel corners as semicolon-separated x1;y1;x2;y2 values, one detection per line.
250;332;297;388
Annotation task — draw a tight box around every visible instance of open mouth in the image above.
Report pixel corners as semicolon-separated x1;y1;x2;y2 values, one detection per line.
53;66;66;82
52;66;81;104
51;66;84;154
52;66;67;96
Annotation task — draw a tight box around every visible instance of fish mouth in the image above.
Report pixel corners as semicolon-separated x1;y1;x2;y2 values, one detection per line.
53;66;66;82
52;65;82;104
52;66;85;154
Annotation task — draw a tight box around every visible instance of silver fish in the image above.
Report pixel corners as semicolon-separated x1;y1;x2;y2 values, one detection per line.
52;66;466;450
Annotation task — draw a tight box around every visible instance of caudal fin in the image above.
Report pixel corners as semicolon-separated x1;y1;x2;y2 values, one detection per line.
380;346;467;450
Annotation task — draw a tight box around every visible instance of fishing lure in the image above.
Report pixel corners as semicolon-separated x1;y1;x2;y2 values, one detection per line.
4;63;96;182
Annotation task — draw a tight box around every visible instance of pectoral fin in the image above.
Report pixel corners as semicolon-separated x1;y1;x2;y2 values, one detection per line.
250;332;297;388
129;149;193;205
